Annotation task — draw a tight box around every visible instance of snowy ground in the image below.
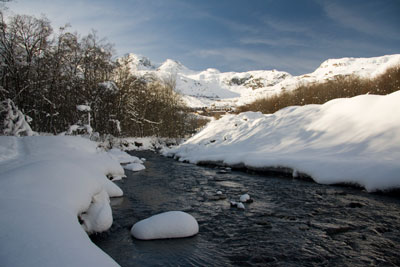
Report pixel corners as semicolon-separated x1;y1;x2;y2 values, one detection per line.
0;136;144;267
164;91;400;192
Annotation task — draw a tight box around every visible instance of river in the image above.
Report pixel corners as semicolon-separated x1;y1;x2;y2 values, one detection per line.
92;151;400;266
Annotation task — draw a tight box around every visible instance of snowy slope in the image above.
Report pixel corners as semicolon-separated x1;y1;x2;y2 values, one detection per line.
164;91;400;192
122;53;400;108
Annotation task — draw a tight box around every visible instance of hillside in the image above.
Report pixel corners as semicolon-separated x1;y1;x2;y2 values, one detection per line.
121;53;400;109
164;91;400;192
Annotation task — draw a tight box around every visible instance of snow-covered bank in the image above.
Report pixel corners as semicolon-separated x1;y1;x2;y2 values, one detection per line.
164;91;400;192
0;136;135;266
115;136;182;151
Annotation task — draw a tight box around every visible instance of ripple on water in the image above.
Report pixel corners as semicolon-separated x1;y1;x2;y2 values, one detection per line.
92;151;400;266
216;180;244;188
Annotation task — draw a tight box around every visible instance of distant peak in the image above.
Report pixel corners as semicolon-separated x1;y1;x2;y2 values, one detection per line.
157;58;188;73
122;53;155;71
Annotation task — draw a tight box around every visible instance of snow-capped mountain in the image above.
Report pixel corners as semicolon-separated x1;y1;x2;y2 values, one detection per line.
122;53;156;71
121;53;400;108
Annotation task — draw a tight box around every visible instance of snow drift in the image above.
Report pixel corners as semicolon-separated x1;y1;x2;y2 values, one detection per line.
0;136;126;267
165;91;400;192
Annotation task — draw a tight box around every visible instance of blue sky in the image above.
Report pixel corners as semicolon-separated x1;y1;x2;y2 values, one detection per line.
5;0;400;75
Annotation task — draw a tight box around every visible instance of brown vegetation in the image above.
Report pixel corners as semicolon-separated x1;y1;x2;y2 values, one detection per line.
237;66;400;114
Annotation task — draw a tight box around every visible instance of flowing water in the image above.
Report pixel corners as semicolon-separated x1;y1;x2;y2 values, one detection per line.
92;151;400;266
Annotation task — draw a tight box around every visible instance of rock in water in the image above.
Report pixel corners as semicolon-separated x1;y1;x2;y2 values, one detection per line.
131;211;199;240
237;202;245;210
240;193;250;203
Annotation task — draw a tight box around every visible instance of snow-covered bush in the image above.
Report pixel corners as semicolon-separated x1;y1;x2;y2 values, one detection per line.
0;99;37;136
67;105;93;136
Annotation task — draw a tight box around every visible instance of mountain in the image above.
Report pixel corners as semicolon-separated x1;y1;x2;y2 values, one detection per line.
121;53;400;109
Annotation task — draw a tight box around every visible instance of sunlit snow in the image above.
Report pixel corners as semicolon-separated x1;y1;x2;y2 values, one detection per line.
131;211;199;240
124;53;400;108
0;136;127;266
165;91;400;192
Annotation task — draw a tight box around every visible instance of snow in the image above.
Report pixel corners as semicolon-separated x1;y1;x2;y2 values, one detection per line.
119;53;156;71
0;136;127;266
240;194;250;203
122;53;400;108
1;99;37;136
99;81;119;93
123;162;146;172
164;91;400;192
108;148;143;164
237;202;245;210
77;105;91;112
131;211;199;240
117;136;181;151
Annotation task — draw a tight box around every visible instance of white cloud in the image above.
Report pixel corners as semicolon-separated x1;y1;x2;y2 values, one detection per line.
240;37;308;47
192;47;320;75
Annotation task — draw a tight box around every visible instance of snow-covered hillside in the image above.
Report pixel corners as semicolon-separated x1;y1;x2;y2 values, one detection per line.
122;53;400;108
164;91;400;192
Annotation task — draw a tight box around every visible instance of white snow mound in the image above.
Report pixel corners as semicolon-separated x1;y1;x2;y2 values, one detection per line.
165;91;400;192
0;136;123;266
131;211;199;240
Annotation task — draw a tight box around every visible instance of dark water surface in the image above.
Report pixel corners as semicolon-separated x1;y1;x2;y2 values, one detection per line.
92;151;400;266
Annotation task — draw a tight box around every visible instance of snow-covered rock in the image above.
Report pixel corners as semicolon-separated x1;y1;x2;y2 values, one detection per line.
237;202;245;210
165;91;400;192
240;194;250;203
131;211;199;240
123;162;146;172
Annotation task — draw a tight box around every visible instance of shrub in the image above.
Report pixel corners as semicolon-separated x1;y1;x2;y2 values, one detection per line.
237;65;400;114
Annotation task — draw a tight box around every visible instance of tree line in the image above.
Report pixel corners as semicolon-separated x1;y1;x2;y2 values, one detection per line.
0;11;202;137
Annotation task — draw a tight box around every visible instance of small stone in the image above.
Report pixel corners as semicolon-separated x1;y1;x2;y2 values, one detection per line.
348;202;363;208
230;201;238;207
299;224;309;231
218;194;227;200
